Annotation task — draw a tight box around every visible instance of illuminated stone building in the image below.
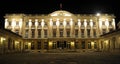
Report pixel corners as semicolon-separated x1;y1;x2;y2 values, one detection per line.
100;22;120;52
0;28;23;54
4;10;116;52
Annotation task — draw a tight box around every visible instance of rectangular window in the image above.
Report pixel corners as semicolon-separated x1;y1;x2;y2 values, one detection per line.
31;29;35;38
102;21;105;25
75;29;78;37
15;30;19;34
81;41;85;49
87;29;90;37
44;42;48;49
60;29;63;37
37;42;41;49
102;29;106;34
16;22;19;26
67;22;69;25
66;29;70;37
44;30;47;38
53;29;56;37
25;45;28;49
53;22;56;25
26;22;29;27
38;29;41;38
93;29;96;37
88;42;91;49
81;29;84;38
81;21;84;27
31;42;35;50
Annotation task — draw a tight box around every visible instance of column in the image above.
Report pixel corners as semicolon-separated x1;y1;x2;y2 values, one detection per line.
35;19;38;38
63;19;66;37
112;19;116;30
28;19;32;38
56;19;60;37
99;19;102;35
70;19;73;37
41;19;44;38
11;19;16;32
19;19;22;35
105;19;109;32
49;19;53;37
84;19;87;38
5;19;8;28
78;19;81;38
90;19;93;38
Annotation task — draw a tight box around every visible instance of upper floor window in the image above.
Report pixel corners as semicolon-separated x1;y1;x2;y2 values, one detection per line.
26;22;29;26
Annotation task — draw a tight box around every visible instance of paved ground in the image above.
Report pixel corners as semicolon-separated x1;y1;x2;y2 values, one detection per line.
0;52;120;64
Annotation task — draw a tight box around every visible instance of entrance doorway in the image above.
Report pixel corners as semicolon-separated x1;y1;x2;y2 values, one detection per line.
56;41;71;49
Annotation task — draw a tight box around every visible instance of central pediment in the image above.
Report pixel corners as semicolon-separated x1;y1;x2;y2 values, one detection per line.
50;10;73;16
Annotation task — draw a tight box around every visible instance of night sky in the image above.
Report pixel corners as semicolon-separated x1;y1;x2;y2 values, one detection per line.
0;0;120;28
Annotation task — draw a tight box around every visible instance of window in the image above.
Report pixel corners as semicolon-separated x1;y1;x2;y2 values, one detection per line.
81;41;85;49
66;29;70;37
15;30;19;34
53;29;56;37
31;29;35;38
16;22;19;26
109;28;113;32
81;29;84;38
60;22;63;25
93;29;96;37
44;42;48;49
102;29;106;34
38;29;41;38
9;22;11;26
94;42;97;49
87;22;89;26
25;45;28;49
109;21;112;26
44;30;47;38
81;21;84;27
88;42;91;49
25;30;28;38
87;29;90;37
31;42;35;50
93;22;96;26
37;42;41;49
75;29;78;37
67;22;69;25
26;22;29;27
53;22;56;25
102;21;105;25
32;22;35;26
75;42;79;49
60;29;63;37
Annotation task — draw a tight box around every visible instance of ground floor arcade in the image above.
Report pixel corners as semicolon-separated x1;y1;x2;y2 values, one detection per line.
23;38;99;52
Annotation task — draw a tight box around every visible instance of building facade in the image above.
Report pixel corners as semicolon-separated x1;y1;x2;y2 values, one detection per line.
4;10;116;52
0;28;23;54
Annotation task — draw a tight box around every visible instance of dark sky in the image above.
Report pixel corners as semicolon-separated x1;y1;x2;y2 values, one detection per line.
0;0;120;28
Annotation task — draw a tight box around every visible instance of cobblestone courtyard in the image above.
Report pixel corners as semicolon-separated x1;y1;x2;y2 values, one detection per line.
0;52;120;64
